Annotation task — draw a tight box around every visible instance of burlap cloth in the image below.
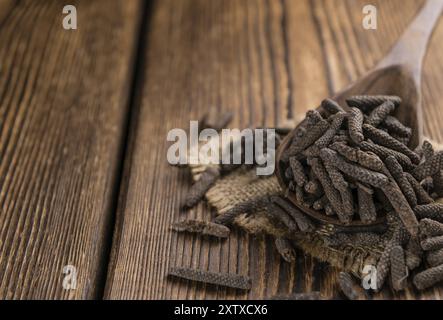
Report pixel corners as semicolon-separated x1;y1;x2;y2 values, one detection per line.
185;125;443;279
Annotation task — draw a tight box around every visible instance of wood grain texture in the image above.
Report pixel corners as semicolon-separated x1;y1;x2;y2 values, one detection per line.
105;0;443;299
0;0;142;299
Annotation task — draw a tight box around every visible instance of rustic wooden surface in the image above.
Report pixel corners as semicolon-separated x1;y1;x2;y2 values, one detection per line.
0;0;142;299
104;0;443;300
2;0;443;300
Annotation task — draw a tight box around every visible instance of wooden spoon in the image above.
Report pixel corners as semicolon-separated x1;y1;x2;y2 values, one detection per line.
276;0;443;227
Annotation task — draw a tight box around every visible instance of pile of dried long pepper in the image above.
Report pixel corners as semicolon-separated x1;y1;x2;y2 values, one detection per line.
169;95;443;298
280;95;443;291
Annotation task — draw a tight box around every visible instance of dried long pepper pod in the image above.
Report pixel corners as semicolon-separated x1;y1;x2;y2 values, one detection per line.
357;185;377;223
422;140;434;160
348;107;365;144
404;172;434;204
320;148;389;188
419;218;443;237
183;167;220;208
271;196;314;232
310;112;346;152
390;245;408;291
282;117;329;161
308;157;345;222
421;235;443;251
360;140;413;170
432;173;443;197
321;98;344;114
275;237;296;262
171;220;230;238
404;238;423;270
366;100;395;127
363;124;420;164
375;227;409;290
414;204;443;222
381;181;419;237
382;116;412;138
168;267;251;290
385;156;417;208
270;292;322;300
201;108;234;131
426;248;443;267
338;272;368;300
213;196;270;225
320;149;354;221
413;151;443;180
346;95;402;111
289;157;308;187
413;264;443;290
330;142;384;172
266;202;299;233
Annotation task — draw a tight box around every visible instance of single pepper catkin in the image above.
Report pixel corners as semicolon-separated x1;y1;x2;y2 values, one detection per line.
321;148;390;188
330;142;385;172
404;172;434;205
321;98;345;115
360;140;413;170
282;118;329;161
366;100;395;127
168;267;252;290
363;124;420;164
270;292;322;300
348;107;365;144
412;151;443;180
271;196;314;232
385;156;417;208
321;149;354;221
346;95;402;111
201;108;234;131
308;157;345;222
289;157;308;187
376;227;409;290
390;245;408;291
414;204;443;222
183;167;220;208
171;220;230;238
213;196;270;226
419;218;443;237
413;264;443;290
382;115;412;138
426;248;443;267
266;202;299;233
338;272;368;300
312;112;346;150
357;185;377;223
404;238;423;271
421;235;443;251
382;181;419;237
274;237;296;262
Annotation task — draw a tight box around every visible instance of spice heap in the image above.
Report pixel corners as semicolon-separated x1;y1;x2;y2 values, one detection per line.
281;96;430;232
169;97;443;298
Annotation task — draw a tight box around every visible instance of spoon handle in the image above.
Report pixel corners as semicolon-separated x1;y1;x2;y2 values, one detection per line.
377;0;443;82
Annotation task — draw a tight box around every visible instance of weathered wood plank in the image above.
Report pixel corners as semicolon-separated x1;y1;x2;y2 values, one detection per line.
0;0;142;299
105;0;443;299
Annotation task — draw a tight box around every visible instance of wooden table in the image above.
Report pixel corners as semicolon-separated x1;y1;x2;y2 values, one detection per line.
1;0;443;299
